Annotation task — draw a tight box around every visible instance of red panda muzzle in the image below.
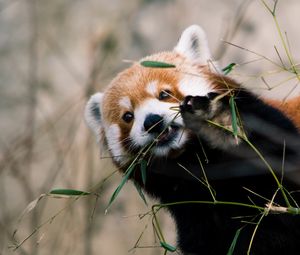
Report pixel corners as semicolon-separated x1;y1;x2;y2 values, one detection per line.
143;114;164;133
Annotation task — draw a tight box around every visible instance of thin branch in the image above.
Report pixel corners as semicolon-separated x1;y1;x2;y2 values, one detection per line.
222;40;282;68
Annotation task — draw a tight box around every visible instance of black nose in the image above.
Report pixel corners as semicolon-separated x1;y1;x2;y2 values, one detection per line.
144;114;164;134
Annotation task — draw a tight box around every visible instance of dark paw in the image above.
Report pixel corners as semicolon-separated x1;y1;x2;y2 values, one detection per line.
180;93;219;113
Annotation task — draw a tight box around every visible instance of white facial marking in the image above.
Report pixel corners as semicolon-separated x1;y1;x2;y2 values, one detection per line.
129;98;188;156
178;74;214;96
119;96;132;109
105;124;127;164
146;81;158;96
131;98;179;144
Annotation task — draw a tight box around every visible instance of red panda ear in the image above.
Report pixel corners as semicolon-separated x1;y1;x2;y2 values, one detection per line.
174;25;212;65
85;93;104;140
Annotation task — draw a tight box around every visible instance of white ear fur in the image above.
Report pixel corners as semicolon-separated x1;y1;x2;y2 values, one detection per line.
174;25;212;65
85;93;104;138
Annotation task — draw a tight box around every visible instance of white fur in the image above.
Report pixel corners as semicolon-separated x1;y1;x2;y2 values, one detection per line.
178;74;215;97
146;81;158;96
131;98;181;145
85;93;103;138
129;98;187;156
119;96;132;109
174;25;211;64
104;124;127;164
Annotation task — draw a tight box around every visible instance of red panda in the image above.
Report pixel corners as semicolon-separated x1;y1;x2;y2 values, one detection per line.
85;25;300;255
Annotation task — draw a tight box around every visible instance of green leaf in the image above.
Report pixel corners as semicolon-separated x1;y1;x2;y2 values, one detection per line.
227;228;242;255
140;159;147;185
140;60;176;68
229;96;238;139
160;241;177;252
222;63;236;75
49;189;90;196
106;164;136;210
133;181;148;206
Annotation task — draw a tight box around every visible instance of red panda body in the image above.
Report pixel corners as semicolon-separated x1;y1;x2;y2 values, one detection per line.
85;26;300;255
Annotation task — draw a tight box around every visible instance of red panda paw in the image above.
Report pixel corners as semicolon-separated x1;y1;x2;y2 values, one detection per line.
180;94;219;132
180;93;221;122
180;94;240;148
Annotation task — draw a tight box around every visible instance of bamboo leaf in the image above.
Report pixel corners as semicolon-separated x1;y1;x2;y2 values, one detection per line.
160;241;177;252
222;63;236;75
140;60;176;68
134;181;148;206
227;228;242;255
106;164;136;210
49;189;90;196
140;159;147;185
229;96;238;139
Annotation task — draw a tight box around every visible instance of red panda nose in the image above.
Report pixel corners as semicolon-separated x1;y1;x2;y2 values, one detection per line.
144;114;164;134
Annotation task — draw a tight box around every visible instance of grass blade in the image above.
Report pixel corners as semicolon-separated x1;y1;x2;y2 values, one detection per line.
229;96;238;140
49;189;90;196
140;60;176;68
106;164;136;210
134;181;148;206
227;227;242;255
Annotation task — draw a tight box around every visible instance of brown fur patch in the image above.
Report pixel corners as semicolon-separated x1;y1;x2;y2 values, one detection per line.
207;72;242;92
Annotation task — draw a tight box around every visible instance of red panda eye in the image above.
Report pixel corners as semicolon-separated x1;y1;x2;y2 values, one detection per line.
159;90;172;100
122;111;134;123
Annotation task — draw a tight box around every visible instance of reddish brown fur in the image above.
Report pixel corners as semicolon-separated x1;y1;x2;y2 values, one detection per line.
102;65;184;121
102;53;186;123
266;96;300;131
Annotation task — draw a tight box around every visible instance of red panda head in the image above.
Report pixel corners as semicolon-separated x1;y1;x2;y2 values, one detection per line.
85;25;230;167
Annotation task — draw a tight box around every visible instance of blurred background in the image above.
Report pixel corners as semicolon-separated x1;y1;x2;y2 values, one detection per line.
1;0;300;254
